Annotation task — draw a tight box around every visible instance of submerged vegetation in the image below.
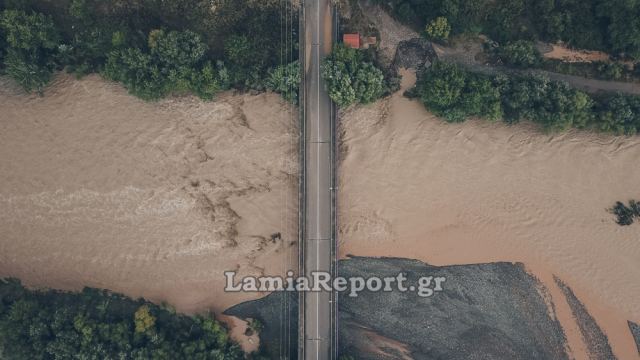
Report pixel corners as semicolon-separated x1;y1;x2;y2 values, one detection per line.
0;0;299;101
0;278;242;359
611;200;640;226
415;61;640;135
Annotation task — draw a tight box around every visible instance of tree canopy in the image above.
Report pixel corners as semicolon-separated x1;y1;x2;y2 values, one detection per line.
0;9;60;92
373;0;640;59
321;44;386;107
0;278;242;359
416;61;640;134
0;0;299;101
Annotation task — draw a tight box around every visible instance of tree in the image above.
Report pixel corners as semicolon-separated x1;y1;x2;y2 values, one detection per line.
0;279;243;359
321;44;385;107
0;10;60;93
134;305;156;333
150;29;207;69
266;60;300;103
416;61;467;121
597;94;640;135
103;29;228;100
497;40;541;68
3;49;54;93
0;10;60;51
425;17;451;42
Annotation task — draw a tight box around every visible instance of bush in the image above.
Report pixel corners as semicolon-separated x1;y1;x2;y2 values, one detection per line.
596;94;640;135
321;44;386;107
3;49;54;92
417;61;501;122
0;9;60;92
266;60;300;103
425;17;451;42
610;200;640;226
497;40;541;68
0;10;59;51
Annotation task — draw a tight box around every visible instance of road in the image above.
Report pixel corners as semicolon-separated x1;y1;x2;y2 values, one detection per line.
300;0;337;359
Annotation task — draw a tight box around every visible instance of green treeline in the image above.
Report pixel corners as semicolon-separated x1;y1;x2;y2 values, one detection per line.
374;0;640;58
0;278;242;359
0;0;299;101
415;61;640;135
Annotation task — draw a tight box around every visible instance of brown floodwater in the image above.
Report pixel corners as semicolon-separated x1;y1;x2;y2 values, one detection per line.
338;69;640;359
0;74;299;351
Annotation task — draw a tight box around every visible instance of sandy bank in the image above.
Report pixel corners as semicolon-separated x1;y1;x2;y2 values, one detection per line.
0;74;299;349
338;69;640;359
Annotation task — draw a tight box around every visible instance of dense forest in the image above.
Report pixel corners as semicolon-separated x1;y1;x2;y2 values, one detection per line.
415;61;640;135
0;0;299;101
0;278;245;359
373;0;640;58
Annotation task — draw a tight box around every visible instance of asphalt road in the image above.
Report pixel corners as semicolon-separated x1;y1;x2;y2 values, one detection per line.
301;0;336;359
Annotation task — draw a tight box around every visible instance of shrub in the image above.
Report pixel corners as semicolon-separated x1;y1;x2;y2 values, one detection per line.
0;9;60;92
497;40;541;68
0;10;59;51
417;61;501;122
610;200;640;226
596;94;640;135
266;60;300;103
425;17;451;42
3;49;54;93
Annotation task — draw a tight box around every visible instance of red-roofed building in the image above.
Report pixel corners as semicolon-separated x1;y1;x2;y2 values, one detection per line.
343;33;360;49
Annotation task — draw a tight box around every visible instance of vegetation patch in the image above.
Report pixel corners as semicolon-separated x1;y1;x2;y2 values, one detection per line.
0;0;299;101
0;278;242;359
610;200;640;226
485;40;640;82
321;44;387;107
373;0;640;59
415;61;640;135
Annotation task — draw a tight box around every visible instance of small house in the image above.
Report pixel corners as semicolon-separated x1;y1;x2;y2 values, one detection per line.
343;33;360;49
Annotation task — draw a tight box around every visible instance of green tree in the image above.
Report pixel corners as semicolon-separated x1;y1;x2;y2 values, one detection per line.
3;49;54;92
416;61;467;121
597;94;640;135
150;29;207;69
425;17;451;42
266;60;300;103
321;44;385;107
0;279;243;359
103;29;227;100
497;40;541;68
0;9;60;92
134;305;156;333
0;10;60;50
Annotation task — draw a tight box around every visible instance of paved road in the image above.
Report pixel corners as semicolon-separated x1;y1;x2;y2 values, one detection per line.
300;0;336;359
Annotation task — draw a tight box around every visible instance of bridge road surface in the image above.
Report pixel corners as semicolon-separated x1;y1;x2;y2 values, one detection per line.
300;0;337;359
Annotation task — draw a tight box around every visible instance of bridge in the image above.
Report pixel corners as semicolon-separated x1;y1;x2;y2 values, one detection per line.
298;0;337;359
